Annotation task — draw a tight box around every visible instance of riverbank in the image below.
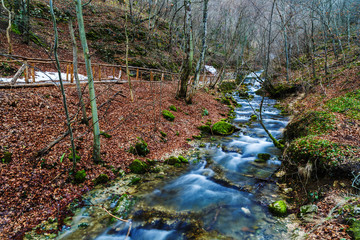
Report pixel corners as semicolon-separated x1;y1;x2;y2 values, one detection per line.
271;46;360;239
0;82;233;239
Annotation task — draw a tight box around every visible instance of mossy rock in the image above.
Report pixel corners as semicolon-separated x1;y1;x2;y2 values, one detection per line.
166;156;181;165
94;174;109;185
129;159;148;174
1;151;12;164
212;121;235;135
221;97;231;105
192;135;202;140
269;200;287;217
257;153;271;162
162;110;175;121
250;114;258;121
268;83;299;99
74;170;86;184
129;177;141;185
169;105;177;112
219;81;237;92
178;155;188;163
197;125;211;134
129;138;150;157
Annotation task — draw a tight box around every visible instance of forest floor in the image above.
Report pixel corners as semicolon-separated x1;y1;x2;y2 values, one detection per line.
274;46;360;239
0;81;229;239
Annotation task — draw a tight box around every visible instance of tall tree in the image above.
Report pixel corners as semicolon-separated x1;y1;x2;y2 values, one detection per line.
177;0;193;99
75;0;102;163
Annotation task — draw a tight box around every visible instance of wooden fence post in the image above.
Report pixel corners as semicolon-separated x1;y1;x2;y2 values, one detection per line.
66;64;69;81
161;73;164;82
70;63;74;83
32;64;35;83
92;66;95;81
119;67;122;80
24;61;29;83
112;67;115;80
98;64;101;81
150;71;153;81
11;64;26;85
136;68;139;81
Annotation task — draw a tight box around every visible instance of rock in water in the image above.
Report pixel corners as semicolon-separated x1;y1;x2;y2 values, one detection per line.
268;200;287;217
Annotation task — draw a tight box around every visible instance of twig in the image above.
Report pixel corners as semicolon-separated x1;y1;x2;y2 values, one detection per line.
96;205;132;240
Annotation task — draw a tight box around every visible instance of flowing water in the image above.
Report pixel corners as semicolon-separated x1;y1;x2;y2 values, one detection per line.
58;73;290;240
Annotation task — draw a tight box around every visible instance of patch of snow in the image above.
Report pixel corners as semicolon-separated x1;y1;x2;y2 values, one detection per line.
205;65;217;75
0;71;89;84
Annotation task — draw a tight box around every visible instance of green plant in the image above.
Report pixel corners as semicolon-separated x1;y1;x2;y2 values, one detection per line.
202;108;209;116
326;90;360;119
160;131;167;137
100;131;112;138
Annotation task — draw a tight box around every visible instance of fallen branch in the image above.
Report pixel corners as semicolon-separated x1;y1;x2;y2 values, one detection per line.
96;205;132;240
35;131;70;158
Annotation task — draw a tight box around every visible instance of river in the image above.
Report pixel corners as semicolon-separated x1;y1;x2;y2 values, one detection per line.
58;72;290;240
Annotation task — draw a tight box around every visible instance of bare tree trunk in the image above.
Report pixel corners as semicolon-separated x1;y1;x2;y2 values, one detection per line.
264;0;277;91
69;20;88;125
1;0;12;54
186;0;208;103
75;0;102;163
50;0;77;171
177;0;193;99
125;0;134;102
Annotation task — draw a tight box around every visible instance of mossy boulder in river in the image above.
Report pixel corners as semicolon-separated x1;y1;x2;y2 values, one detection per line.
255;153;271;163
269;200;287;216
129;159;148;174
212;121;235;135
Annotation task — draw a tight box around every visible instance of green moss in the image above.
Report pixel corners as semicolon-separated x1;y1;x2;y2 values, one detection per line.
166;156;181;165
1;151;12;164
199;143;206;148
68;150;81;162
150;167;161;173
197;125;211;134
219;81;237;92
178;155;188;163
250;114;258;121
129;159;148;174
212;121;235;135
93;174;109;185
192;135;202;140
269;200;287;217
348;219;360;240
287;135;359;169
326;90;360;120
285;111;336;141
268;83;299;99
160;131;167;137
100;131;112;139
162;110;175;121
129;138;150;156
169;105;177;112
74;170;86;184
175;131;180;136
255;153;271;163
221;97;231;105
129;177;141;185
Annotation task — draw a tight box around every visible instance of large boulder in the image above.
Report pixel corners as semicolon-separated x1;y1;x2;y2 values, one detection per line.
129;159;148;174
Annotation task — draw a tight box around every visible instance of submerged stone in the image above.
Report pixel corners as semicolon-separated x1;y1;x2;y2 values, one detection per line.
269;200;287;217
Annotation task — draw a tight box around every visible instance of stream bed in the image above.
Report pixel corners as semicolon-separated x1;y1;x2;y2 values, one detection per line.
58;73;291;240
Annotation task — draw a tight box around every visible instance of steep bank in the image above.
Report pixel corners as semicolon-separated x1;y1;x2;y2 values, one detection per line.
272;43;360;239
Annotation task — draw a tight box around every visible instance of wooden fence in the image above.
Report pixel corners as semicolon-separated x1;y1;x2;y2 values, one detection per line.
0;55;216;88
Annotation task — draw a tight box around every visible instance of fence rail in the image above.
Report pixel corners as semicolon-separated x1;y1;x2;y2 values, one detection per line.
0;54;216;88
